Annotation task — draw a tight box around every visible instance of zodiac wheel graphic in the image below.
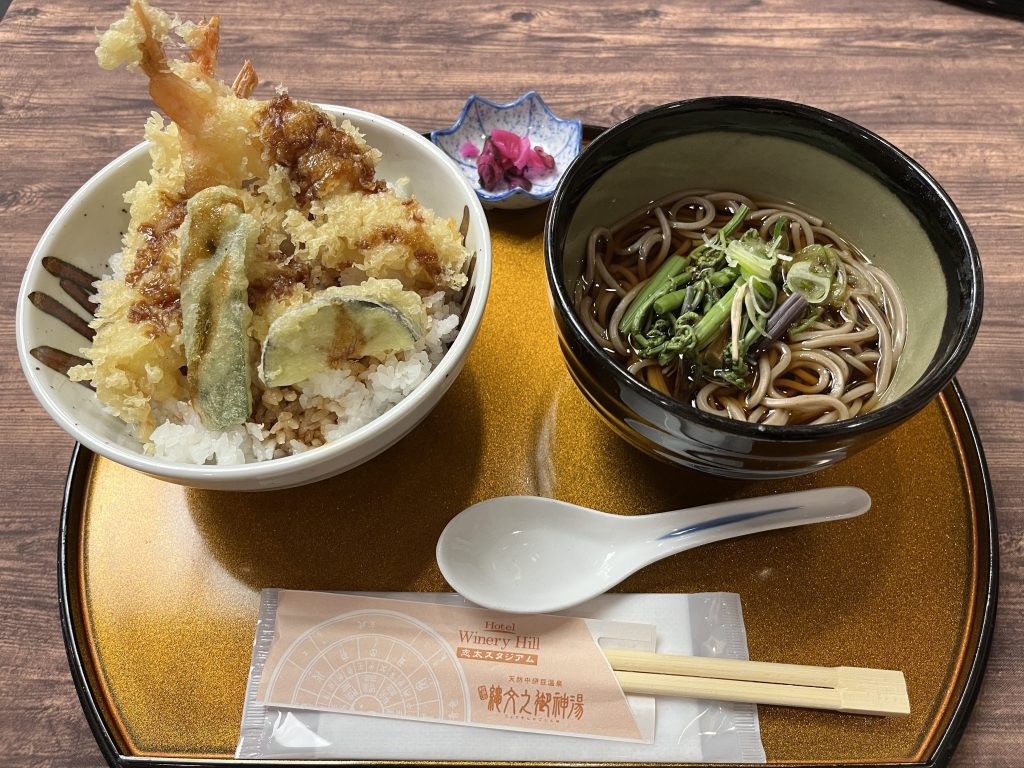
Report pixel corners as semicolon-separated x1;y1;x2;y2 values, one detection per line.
265;609;470;722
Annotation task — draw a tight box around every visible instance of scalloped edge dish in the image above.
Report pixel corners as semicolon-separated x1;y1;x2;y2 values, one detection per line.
431;91;582;210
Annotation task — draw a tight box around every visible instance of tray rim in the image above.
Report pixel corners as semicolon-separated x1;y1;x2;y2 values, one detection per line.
56;378;998;768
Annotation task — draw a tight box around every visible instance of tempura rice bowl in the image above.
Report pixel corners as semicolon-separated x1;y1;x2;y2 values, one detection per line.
17;105;491;491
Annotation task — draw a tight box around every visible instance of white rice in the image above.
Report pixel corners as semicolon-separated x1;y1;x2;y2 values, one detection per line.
148;293;461;465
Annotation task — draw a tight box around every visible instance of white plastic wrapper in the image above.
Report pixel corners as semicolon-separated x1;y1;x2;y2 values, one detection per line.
237;591;766;763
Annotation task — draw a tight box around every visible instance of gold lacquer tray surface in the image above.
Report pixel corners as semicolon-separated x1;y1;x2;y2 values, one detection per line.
60;207;996;767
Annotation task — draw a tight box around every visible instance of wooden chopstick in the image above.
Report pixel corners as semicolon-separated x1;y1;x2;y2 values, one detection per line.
604;649;909;716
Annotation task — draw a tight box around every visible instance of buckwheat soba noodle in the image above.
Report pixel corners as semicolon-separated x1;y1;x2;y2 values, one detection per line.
573;190;908;426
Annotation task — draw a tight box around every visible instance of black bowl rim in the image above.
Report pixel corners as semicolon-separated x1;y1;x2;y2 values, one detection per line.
544;95;984;443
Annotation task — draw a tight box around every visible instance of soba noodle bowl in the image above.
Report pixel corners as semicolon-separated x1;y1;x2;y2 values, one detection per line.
574;190;907;426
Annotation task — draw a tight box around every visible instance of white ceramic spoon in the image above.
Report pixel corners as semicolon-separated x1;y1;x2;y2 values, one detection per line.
436;487;870;614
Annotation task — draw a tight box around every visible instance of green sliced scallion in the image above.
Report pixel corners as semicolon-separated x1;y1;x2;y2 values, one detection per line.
725;231;778;280
786;260;832;304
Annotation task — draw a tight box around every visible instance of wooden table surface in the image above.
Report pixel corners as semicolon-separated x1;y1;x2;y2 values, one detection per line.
1;1;1021;765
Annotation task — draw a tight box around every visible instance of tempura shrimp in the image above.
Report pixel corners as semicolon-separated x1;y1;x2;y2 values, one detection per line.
123;0;265;194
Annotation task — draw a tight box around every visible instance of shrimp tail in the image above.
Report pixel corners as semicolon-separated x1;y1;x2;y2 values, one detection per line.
187;16;220;76
231;60;258;99
133;0;168;77
131;0;211;135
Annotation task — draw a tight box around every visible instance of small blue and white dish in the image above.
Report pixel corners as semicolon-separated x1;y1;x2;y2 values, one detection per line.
431;91;582;210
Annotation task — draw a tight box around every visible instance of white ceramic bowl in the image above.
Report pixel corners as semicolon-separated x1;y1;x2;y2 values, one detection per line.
16;105;491;491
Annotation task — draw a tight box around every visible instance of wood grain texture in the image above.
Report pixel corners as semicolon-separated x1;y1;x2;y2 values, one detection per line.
1;0;1021;765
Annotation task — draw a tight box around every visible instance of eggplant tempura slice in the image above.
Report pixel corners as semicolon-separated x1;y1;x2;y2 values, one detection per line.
260;280;426;388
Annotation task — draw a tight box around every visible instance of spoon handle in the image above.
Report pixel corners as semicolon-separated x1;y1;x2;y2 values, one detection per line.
638;486;870;558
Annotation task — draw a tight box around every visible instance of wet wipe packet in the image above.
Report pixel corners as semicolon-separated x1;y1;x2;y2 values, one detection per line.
237;590;766;763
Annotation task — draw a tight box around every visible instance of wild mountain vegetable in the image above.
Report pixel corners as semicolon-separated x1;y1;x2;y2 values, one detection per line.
618;208;833;391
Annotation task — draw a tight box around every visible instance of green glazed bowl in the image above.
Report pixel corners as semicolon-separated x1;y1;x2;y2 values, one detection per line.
544;97;983;478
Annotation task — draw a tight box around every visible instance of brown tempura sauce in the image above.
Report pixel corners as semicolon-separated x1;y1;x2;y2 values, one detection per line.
247;249;313;305
256;93;386;204
355;221;441;280
125;197;187;336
